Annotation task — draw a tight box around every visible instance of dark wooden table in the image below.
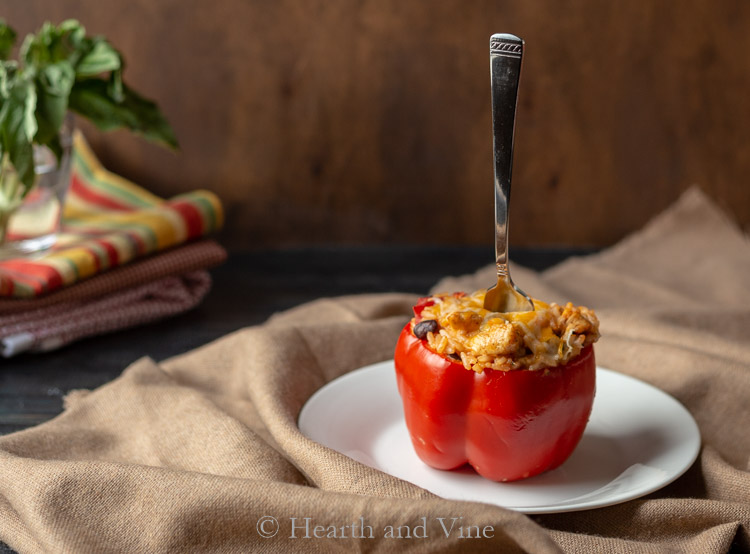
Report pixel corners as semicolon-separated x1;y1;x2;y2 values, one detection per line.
0;246;590;553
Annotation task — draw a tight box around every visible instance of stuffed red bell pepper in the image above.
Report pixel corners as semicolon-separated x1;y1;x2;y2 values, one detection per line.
394;290;600;482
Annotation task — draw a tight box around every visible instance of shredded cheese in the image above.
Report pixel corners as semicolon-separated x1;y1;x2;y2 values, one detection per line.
415;289;600;372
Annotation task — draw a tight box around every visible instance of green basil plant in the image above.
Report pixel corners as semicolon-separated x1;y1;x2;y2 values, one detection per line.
0;19;177;242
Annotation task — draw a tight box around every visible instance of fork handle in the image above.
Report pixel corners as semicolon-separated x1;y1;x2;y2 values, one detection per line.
490;33;523;276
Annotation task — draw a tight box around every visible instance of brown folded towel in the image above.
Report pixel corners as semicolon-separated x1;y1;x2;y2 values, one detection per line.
0;240;227;356
0;187;747;553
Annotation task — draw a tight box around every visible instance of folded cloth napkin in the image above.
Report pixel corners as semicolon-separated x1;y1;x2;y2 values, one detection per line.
0;239;227;356
0;187;748;553
0;131;223;298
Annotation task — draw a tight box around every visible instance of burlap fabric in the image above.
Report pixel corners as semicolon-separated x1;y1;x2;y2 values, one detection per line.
0;187;747;553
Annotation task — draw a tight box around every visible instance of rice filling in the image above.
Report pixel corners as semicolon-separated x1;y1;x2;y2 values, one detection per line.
414;289;600;372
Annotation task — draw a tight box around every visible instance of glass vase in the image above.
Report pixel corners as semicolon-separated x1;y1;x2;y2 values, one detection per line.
0;116;74;259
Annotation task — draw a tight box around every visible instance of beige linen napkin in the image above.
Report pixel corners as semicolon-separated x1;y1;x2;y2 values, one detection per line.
0;187;748;553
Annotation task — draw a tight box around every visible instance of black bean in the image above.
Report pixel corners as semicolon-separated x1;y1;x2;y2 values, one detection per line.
414;319;438;339
448;352;461;360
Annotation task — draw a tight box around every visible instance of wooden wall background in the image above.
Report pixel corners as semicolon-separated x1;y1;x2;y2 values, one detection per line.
2;0;749;249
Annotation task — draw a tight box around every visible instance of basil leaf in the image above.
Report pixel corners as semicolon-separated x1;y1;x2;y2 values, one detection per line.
107;67;124;103
0;77;38;189
59;19;86;46
68;78;130;130
20;23;51;68
0;60;18;98
0;21;16;60
57;20;87;68
69;79;178;149
76;38;121;76
21;20;87;69
34;61;75;150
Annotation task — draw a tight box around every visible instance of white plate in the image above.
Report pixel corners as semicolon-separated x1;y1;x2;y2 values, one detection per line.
299;361;701;514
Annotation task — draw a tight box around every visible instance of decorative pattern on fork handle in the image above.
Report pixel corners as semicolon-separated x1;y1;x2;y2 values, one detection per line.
489;39;523;58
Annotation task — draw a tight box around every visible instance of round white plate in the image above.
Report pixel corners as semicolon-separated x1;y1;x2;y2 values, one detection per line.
299;360;701;514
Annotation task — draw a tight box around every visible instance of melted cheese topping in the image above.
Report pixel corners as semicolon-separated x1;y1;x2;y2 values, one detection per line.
415;289;600;372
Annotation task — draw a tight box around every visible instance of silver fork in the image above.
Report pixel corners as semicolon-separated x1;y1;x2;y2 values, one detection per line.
483;33;534;313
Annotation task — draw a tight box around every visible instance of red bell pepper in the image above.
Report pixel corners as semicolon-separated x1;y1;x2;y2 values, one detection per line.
394;320;596;482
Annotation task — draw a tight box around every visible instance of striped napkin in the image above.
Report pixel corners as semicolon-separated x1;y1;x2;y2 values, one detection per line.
0;239;227;356
0;131;223;298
